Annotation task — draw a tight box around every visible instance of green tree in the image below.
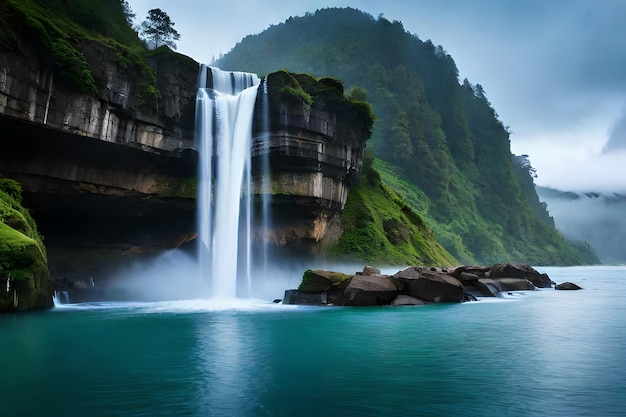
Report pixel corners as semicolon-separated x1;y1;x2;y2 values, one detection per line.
121;1;136;27
140;8;180;50
345;86;368;102
387;111;412;165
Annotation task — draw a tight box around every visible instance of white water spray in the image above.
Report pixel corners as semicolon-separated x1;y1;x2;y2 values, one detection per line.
255;76;272;296
196;65;261;299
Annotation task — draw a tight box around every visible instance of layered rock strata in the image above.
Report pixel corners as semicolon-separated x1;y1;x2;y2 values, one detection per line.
0;42;371;285
249;71;371;252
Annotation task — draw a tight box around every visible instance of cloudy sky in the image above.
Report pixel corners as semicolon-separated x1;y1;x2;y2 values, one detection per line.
128;0;626;192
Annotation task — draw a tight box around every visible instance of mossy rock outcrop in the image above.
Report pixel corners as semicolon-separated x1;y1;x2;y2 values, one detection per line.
0;179;53;312
284;262;570;307
298;269;352;293
263;70;375;145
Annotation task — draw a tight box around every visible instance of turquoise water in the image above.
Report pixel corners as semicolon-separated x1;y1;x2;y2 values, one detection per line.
1;266;625;417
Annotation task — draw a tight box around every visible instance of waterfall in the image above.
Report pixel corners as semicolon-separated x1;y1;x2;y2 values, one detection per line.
257;76;272;295
53;290;70;306
196;64;262;299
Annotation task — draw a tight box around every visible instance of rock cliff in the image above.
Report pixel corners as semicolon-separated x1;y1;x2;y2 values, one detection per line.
252;70;372;252
0;41;197;153
0;41;371;285
0;40;200;282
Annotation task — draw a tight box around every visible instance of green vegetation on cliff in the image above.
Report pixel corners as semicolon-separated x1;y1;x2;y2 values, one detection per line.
373;158;597;265
263;69;375;141
0;179;53;311
0;0;158;100
332;152;458;267
218;7;598;265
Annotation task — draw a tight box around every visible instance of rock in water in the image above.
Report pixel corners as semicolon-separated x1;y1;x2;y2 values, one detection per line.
411;270;464;302
555;282;583;290
391;295;427;306
475;279;508;297
393;267;463;303
298;270;334;293
341;275;398;306
283;289;327;305
488;263;553;288
491;278;536;291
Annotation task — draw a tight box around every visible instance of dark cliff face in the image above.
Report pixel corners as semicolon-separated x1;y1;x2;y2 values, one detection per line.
0;40;199;152
0;40;200;281
249;70;372;252
0;40;372;284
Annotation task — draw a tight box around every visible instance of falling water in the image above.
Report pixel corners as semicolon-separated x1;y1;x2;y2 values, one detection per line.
53;290;70;305
196;65;261;299
256;76;272;295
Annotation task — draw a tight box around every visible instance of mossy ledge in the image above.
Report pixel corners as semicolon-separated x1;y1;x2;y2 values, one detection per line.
263;69;375;144
0;179;53;312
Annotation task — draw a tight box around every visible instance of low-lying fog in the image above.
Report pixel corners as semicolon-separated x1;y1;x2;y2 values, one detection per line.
538;186;626;264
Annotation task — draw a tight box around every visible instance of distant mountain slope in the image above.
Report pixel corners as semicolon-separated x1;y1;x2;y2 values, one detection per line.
218;7;597;265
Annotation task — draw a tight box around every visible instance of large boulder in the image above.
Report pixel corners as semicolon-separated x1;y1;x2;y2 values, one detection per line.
488;263;553;288
391;266;421;292
283;289;327;305
475;279;508;297
391;295;427;306
298;269;352;293
491;278;536;291
341;274;399;306
451;265;491;279
394;267;464;303
457;272;480;285
555;282;582;290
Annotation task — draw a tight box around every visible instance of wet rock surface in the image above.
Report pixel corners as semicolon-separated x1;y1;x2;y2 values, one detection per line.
284;263;575;306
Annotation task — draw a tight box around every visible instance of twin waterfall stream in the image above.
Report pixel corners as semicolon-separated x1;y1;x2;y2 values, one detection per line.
196;64;270;299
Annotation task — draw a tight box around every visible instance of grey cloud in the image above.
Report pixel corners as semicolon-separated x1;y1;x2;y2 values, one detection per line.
603;108;626;153
538;189;626;263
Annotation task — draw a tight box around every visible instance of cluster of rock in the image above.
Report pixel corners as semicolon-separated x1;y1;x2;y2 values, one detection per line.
283;263;582;306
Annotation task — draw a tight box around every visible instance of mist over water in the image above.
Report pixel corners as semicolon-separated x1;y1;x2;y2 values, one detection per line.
98;247;384;304
538;187;626;264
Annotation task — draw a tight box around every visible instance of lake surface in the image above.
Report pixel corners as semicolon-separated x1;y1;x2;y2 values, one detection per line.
1;266;625;417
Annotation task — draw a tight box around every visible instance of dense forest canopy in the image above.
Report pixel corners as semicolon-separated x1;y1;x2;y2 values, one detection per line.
218;7;597;265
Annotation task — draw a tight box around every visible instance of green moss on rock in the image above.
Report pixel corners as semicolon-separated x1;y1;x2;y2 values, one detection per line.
2;0;159;100
0;179;53;312
299;269;352;293
264;70;374;139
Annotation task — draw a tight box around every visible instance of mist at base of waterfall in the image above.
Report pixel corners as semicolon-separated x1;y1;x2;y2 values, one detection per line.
89;248;375;303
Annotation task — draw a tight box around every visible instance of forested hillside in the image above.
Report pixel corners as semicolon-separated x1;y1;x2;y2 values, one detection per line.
218;7;597;265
